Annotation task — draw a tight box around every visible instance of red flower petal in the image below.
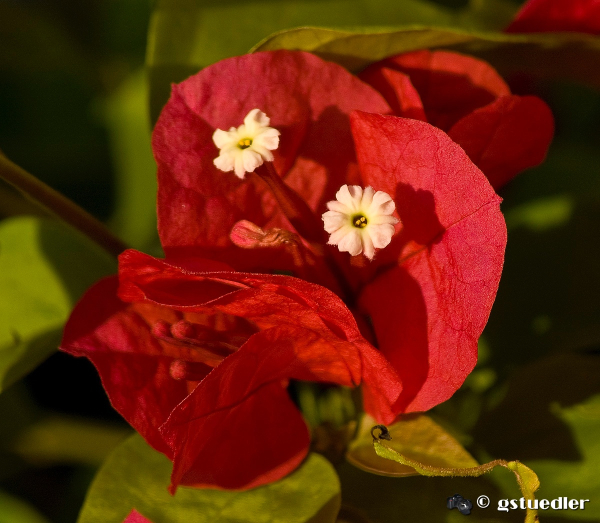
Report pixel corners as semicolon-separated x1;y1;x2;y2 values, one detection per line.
153;51;390;270
506;0;600;34
118;249;402;423
362;50;510;130
359;66;426;121
123;510;153;523
60;276;256;457
351;111;506;412
448;95;555;189
161;326;334;491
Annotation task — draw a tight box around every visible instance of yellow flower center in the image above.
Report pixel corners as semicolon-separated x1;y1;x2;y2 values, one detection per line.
352;215;368;228
238;138;253;149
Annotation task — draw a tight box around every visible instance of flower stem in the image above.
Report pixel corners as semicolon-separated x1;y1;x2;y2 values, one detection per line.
0;151;128;258
255;162;325;244
255;162;354;301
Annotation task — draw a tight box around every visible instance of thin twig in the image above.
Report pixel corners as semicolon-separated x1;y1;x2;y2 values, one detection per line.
0;151;128;258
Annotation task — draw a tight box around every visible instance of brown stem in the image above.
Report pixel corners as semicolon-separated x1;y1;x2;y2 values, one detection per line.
0;151;128;258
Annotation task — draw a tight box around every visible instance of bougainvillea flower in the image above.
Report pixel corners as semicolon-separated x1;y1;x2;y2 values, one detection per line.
359;49;554;189
63;253;401;490
506;0;600;34
62;50;508;491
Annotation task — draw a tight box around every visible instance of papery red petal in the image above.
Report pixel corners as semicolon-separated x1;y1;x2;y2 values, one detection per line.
118;249;402;421
359;66;426;121
448;95;555;189
60;275;255;456
153;51;390;271
162;324;367;490
506;0;600;34
60;277;187;457
351;112;506;413
123;510;153;523
364;50;510;130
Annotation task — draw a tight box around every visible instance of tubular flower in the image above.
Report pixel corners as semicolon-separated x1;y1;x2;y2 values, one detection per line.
213;109;280;178
359;49;555;189
323;185;399;259
61;50;511;492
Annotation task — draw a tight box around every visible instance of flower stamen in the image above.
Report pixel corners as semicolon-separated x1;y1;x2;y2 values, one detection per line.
353;215;368;228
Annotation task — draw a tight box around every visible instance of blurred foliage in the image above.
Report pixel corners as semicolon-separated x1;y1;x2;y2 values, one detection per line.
0;490;50;523
78;434;340;523
100;69;160;253
0;217;115;393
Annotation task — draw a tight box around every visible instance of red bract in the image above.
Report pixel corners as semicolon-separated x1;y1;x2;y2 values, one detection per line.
506;0;600;34
123;510;153;523
359;50;554;189
61;50;508;491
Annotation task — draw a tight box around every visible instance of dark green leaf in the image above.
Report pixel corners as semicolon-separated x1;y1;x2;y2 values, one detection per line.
254;25;600;89
78;434;341;523
474;352;600;520
146;0;517;122
0;217;116;392
0;490;50;523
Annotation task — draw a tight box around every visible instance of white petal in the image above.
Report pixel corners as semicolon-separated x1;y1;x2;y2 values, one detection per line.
213;151;235;172
326;200;351;213
335;185;356;209
360;186;375;212
338;229;363;256
212;128;234;149
327;224;353;246
251;144;274;162
244;109;270;134
362;232;375;260
234;152;246;179
369;190;396;216
322;211;348;233
368;223;396;249
242;149;263;173
254;128;280;150
371;214;399;225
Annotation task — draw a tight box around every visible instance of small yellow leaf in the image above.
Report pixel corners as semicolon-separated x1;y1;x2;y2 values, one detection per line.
346;414;478;477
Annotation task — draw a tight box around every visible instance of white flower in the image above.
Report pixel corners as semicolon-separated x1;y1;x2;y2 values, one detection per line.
322;185;399;260
212;109;280;179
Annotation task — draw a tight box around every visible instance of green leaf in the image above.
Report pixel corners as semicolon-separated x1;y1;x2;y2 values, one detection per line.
372;436;540;523
525;395;600;520
474;352;600;520
0;490;50;523
102;69;160;252
78;434;341;523
146;0;517;122
12;415;131;467
0;217;116;392
346;414;478;477
254;26;600;84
